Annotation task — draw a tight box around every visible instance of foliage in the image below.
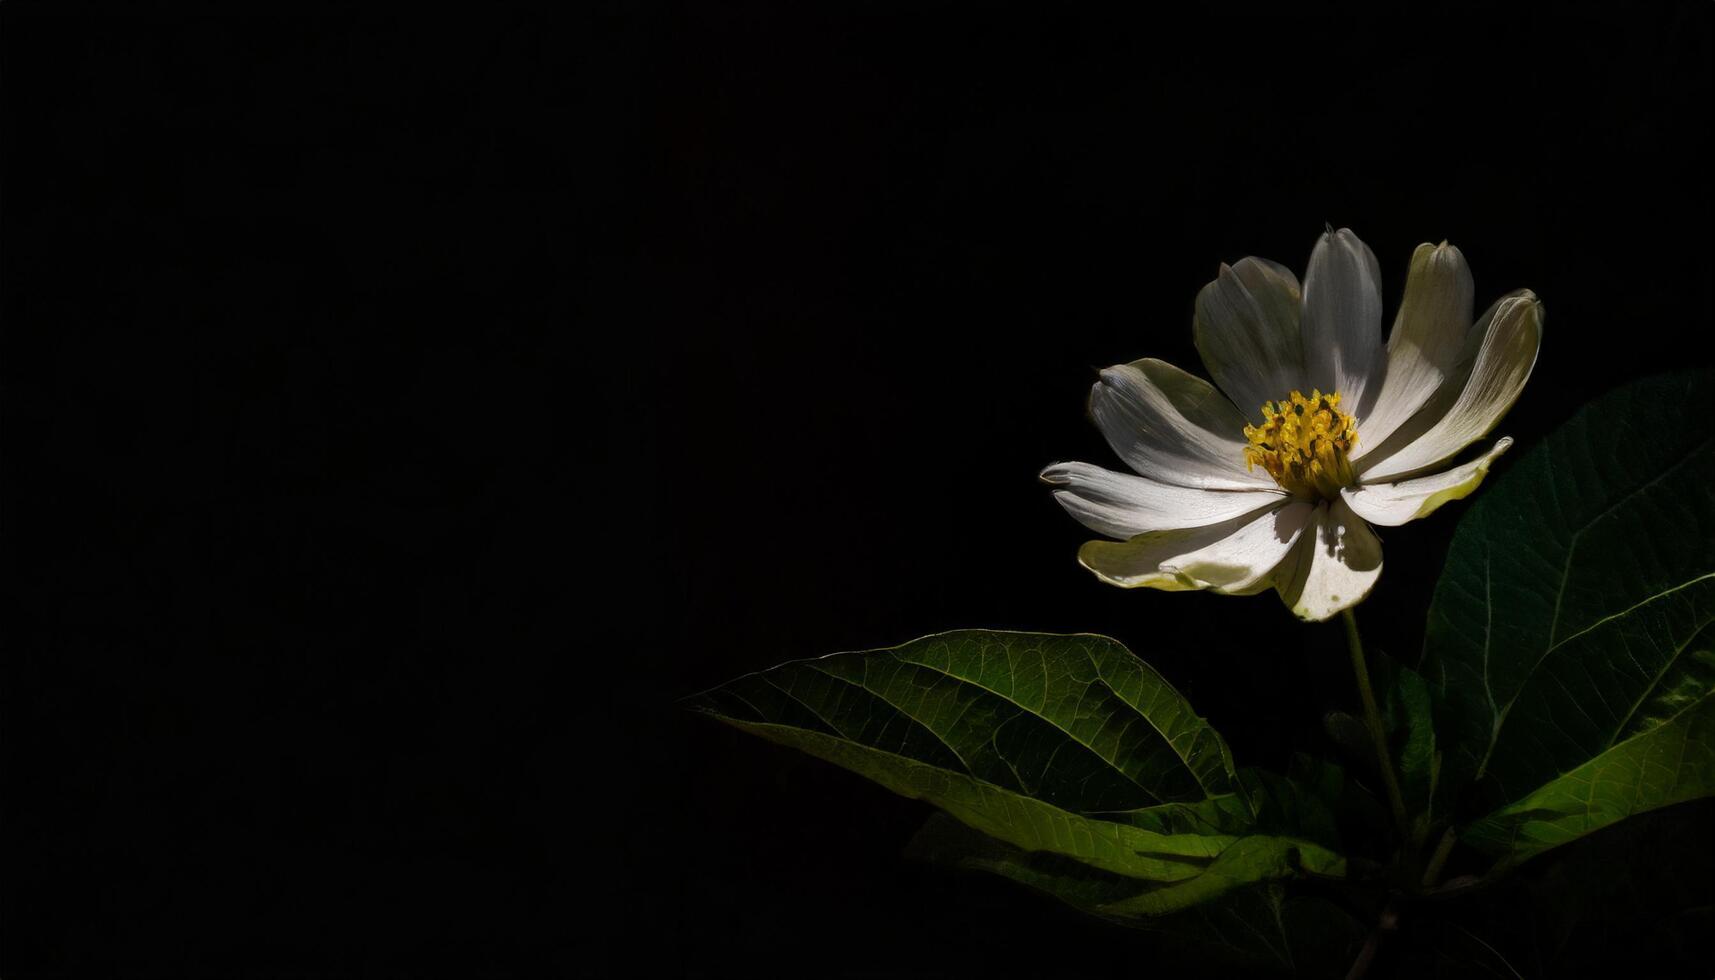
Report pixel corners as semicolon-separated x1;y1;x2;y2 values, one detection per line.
688;372;1715;975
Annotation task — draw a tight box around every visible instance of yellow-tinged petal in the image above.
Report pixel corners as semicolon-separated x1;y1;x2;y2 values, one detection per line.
1077;502;1310;594
1341;438;1512;526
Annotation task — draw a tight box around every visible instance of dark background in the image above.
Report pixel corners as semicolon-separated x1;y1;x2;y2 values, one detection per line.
3;5;1710;978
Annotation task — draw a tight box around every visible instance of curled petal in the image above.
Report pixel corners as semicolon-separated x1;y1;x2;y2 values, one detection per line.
1358;242;1476;450
1341;438;1512;527
1077;501;1313;595
1358;290;1542;482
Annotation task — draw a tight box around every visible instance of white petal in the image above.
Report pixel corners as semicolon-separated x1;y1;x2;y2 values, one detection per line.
1341;438;1512;527
1077;501;1312;595
1193;257;1306;415
1355;242;1475;452
1041;462;1286;539
1358;290;1542;482
1301;227;1385;417
1275;498;1384;622
1089;358;1276;490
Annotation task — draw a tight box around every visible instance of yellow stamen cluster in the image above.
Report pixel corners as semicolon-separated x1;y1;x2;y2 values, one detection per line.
1242;390;1358;499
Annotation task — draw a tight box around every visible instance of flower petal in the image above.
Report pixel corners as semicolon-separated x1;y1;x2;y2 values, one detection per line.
1355;242;1475;452
1301;227;1385;417
1341;438;1512;527
1041;461;1286;539
1089;358;1276;490
1357;290;1542;482
1194;257;1306;415
1077;501;1312;594
1274;498;1384;622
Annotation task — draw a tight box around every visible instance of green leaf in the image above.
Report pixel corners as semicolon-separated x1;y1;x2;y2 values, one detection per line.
1402;800;1715;977
1097;835;1341;916
1501;798;1714;975
687;629;1346;891
904;811;1156;917
907;813;1366;976
1240;758;1345;851
1461;682;1715;870
1324;661;1440;849
1323;709;1372;770
1420;371;1715;862
1387;665;1440;842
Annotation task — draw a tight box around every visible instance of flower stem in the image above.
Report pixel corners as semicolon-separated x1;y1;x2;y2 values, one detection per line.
1341;607;1409;843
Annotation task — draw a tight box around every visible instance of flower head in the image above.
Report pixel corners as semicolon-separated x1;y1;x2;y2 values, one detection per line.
1041;228;1542;621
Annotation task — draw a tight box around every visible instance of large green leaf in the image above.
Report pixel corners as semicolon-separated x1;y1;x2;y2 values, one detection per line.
1462;681;1715;869
1420;371;1715;860
687;630;1345;892
906;813;1366;976
1401;800;1715;977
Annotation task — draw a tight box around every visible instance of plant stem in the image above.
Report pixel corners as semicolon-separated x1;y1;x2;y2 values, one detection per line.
1420;827;1457;890
1342;901;1398;980
1343;929;1380;980
1341;607;1409;842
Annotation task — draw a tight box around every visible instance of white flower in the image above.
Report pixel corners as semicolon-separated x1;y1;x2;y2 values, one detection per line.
1042;228;1542;621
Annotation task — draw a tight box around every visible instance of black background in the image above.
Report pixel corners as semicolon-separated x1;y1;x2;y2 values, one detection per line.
3;6;1711;978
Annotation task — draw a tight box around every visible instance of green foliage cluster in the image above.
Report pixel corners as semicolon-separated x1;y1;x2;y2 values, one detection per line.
688;373;1714;976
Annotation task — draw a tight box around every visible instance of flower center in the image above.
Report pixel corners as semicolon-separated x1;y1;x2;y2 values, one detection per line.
1242;389;1358;499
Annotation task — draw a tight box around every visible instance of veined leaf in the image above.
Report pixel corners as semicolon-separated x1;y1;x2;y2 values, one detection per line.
1420;371;1715;861
1239;760;1344;852
1387;665;1439;843
1326;657;1439;844
1462;682;1715;870
687;630;1346;889
702;716;1229;880
1323;710;1373;771
1099;761;1353;868
1099;835;1342;916
907;813;1365;976
1400;800;1715;976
